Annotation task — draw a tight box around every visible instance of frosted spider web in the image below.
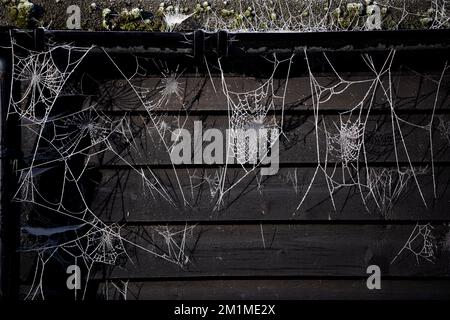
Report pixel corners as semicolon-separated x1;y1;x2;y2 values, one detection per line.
187;168;223;202
438;115;450;144
22;219;128;300
8;39;93;124
6;35;199;300
295;48;448;216
151;224;196;267
100;51;192;207
6;29;449;300
163;2;193;32
201;0;443;32
391;223;437;264
88;51;285;213
214;54;293;209
430;0;450;29
104;280;129;300
365;167;428;218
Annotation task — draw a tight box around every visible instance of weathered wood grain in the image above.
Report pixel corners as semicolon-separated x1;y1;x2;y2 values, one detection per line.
88;224;450;279
15;56;450;300
88;165;450;222
95;279;450;300
64;113;450;166
94;74;450;112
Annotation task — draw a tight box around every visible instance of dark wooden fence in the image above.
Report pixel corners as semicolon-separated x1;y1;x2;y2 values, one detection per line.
1;29;450;300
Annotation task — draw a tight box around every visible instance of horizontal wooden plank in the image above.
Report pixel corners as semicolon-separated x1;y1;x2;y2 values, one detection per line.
87;224;450;279
60;113;450;166
88;166;450;221
95;279;450;300
93;74;450;112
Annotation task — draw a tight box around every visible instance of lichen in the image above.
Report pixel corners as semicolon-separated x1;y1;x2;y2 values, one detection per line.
5;0;37;28
101;5;162;31
193;1;212;19
0;0;446;31
330;3;366;29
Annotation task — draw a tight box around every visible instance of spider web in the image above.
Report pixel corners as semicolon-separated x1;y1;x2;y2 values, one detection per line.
6;30;449;300
295;48;448;216
201;0;441;32
391;223;437;264
365;167;428;218
7;35;199;300
214;54;293;209
9;39;92;124
103;280;129;300
163;2;193;32
430;0;450;29
22;219;127;300
151;224;196;267
100;51;192;207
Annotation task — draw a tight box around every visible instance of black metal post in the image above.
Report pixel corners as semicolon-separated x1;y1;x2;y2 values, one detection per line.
0;49;20;300
193;29;205;63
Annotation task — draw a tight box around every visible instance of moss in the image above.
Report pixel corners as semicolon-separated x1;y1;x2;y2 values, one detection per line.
330;2;365;29
101;6;163;31
6;0;37;28
193;1;213;20
0;0;445;31
419;17;433;27
382;13;398;30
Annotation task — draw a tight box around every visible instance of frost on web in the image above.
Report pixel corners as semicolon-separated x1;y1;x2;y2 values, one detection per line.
203;0;335;32
163;3;193;32
188;168;223;201
326;117;365;166
430;0;450;29
295;49;448;216
213;54;293;209
91;53;294;213
92;53;275;214
85;222;127;265
366;167;428;218
22;220;128;300
391;223;437;264
224;72;276;165
280;168;303;195
40;101;133;159
14;100;136;206
103;280;129;300
6;35;200;300
200;0;443;32
99;52;193;207
9;40;92;124
151;224;196;267
438;116;450;144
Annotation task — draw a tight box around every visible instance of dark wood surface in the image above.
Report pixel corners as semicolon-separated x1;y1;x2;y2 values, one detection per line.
93;279;450;300
89;224;450;280
94;74;450;112
17;51;450;300
89;167;450;222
